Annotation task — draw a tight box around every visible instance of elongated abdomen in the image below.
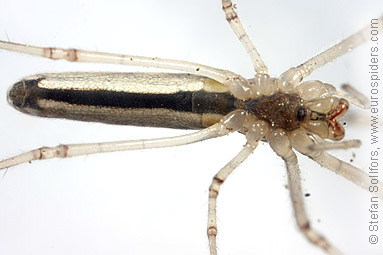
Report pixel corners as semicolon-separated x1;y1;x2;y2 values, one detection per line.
8;72;237;129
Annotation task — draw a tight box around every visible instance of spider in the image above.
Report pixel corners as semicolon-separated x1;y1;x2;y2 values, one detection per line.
0;0;382;254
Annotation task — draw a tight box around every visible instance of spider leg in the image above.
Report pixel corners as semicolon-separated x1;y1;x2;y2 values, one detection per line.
337;84;371;109
207;117;269;255
290;129;383;199
308;139;361;151
207;143;256;255
0;40;253;99
0;110;248;171
221;0;268;75
269;129;340;254
279;16;383;89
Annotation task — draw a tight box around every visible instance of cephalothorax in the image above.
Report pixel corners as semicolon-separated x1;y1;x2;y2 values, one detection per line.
0;1;382;254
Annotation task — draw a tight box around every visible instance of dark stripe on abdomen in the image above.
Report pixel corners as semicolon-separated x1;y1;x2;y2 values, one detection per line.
23;79;237;116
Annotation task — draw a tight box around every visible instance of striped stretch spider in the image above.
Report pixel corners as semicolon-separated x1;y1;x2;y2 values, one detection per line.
0;0;382;255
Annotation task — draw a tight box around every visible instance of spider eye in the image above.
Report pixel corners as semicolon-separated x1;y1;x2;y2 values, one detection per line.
297;106;306;121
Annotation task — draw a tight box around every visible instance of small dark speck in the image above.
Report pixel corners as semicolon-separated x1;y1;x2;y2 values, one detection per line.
350;159;354;163
304;193;310;197
343;122;346;125
196;68;200;71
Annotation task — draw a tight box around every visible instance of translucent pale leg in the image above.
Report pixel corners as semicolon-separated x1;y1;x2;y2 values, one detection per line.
0;39;255;100
280;15;383;87
338;84;371;108
221;0;269;75
308;139;361;151
207;143;256;255
0;110;248;171
311;152;383;199
207;117;268;255
290;129;383;199
0;40;242;90
269;129;340;254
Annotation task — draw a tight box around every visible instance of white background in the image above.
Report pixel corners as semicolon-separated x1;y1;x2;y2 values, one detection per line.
0;0;382;254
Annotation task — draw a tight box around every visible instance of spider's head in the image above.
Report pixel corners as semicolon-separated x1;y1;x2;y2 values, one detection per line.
301;97;349;141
